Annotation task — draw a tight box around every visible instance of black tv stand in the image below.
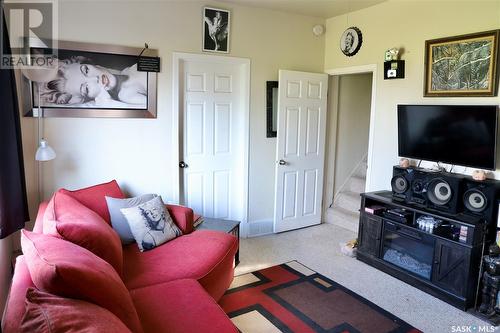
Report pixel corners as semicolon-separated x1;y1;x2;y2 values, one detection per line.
357;191;486;310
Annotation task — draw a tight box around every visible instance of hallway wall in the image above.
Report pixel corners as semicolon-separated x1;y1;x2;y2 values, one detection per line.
334;73;372;194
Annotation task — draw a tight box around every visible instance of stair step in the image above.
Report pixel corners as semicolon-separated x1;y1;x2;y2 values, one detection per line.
348;176;366;194
325;207;359;233
355;163;367;178
334;191;361;213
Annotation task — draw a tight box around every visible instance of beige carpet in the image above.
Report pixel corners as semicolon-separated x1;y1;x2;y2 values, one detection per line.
235;223;489;333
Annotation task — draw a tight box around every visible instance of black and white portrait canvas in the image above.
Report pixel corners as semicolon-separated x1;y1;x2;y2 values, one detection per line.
32;47;148;110
22;41;158;118
203;7;230;53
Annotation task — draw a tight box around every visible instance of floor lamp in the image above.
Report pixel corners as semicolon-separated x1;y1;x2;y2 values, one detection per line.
21;59;58;203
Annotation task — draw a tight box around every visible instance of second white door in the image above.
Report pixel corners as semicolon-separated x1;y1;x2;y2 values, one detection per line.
274;70;329;232
180;58;247;221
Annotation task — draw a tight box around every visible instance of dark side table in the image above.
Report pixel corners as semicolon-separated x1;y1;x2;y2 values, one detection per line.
196;218;240;266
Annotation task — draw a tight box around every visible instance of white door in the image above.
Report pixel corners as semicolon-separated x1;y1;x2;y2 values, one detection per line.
274;70;328;232
179;59;247;221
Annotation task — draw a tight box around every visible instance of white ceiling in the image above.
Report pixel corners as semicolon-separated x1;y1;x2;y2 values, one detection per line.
218;0;387;19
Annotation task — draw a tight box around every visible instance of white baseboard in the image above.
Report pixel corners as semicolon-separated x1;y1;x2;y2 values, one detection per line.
242;219;274;238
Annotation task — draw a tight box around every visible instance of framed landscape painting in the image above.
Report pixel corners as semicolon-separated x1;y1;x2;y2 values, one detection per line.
424;30;499;97
21;40;158;118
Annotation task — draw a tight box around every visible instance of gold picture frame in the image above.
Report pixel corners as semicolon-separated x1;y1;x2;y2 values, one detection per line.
424;30;499;97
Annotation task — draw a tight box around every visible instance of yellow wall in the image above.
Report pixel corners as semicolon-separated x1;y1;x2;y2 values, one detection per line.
324;0;500;191
20;1;325;228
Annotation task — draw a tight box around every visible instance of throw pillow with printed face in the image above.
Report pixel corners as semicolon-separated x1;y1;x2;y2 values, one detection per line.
120;196;182;251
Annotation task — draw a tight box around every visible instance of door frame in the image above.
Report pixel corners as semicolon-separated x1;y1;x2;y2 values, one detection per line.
172;52;250;224
323;64;377;211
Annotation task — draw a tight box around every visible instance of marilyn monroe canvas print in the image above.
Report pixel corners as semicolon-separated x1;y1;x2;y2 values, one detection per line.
24;41;158;118
32;47;148;110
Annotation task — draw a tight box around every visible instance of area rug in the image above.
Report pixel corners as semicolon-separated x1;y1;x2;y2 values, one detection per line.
220;261;421;333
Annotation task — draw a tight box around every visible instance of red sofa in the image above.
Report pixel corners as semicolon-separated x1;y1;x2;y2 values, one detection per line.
2;181;239;333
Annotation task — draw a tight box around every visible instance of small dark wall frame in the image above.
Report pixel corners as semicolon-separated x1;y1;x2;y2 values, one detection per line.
266;81;278;138
384;60;405;79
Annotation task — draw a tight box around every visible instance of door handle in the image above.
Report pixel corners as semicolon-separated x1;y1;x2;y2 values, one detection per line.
179;161;188;168
278;159;287;166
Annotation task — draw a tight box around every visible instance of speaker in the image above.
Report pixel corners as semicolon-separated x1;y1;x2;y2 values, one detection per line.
464;189;487;213
462;178;500;223
462;178;500;242
391;166;428;205
408;170;430;206
391;166;463;213
425;173;463;215
391;166;410;200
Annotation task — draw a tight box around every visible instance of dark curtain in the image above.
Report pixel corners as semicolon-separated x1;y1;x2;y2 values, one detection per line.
0;12;30;239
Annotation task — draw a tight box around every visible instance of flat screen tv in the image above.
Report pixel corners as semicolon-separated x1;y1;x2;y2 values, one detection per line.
398;105;498;170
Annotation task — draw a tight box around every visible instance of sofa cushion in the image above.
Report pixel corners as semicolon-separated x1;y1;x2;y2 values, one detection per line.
121;196;182;252
60;180;125;223
106;194;157;244
130;279;238;333
20;230;143;333
43;191;123;274
20;288;132;333
2;256;35;333
123;230;237;300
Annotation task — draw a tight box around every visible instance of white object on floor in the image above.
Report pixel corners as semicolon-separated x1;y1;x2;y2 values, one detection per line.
340;242;357;257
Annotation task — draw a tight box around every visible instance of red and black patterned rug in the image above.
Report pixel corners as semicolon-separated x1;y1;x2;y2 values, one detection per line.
220;261;422;333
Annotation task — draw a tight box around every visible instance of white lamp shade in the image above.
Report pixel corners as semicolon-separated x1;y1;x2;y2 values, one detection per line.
35;139;56;161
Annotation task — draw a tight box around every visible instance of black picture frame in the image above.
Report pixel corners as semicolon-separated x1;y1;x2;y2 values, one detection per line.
266;81;278;138
203;7;230;53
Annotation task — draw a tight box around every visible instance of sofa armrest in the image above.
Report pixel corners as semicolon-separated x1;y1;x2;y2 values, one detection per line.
32;201;49;233
2;256;36;333
166;204;194;234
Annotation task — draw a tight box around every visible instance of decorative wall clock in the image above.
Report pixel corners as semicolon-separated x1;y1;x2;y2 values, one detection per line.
340;27;363;56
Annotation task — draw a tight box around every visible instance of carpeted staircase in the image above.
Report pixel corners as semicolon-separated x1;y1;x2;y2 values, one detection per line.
325;158;367;233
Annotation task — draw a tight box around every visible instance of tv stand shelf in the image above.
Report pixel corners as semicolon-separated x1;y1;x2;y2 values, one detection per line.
357;191;486;310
